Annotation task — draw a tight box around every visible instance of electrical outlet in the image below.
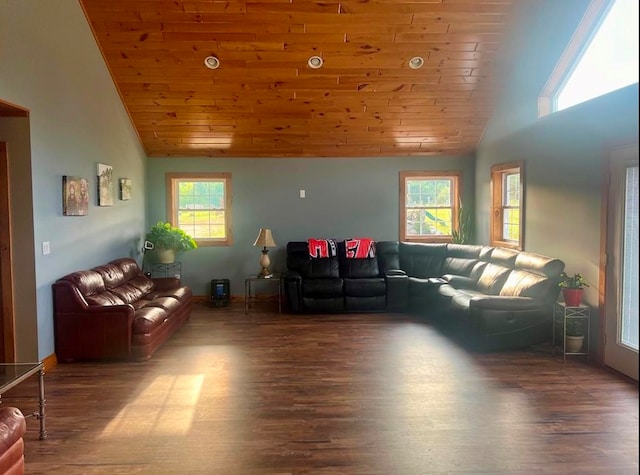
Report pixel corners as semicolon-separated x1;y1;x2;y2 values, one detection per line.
300;189;306;198
42;241;50;255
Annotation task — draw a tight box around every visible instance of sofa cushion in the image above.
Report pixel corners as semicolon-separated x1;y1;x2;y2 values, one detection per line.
339;257;380;279
344;278;386;297
111;283;147;304
399;243;446;278
145;296;181;312
92;264;126;289
499;270;552;299
133;306;169;334
61;270;105;297
476;263;511;295
129;275;155;295
85;291;125;306
302;278;343;298
146;286;191;301
376;241;401;273
442;257;478;277
287;242;340;278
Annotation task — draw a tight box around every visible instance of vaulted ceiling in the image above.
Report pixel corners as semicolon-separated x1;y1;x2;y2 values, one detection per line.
79;0;517;158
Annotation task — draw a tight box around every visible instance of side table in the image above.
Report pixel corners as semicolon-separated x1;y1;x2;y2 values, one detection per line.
245;274;282;314
552;302;590;363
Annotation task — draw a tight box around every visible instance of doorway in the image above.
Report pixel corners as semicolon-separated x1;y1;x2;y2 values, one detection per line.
603;143;639;381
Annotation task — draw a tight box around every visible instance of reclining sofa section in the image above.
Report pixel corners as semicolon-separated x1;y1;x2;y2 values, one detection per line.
284;241;565;351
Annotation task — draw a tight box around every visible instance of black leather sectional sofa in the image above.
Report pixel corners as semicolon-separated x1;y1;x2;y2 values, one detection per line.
283;240;565;351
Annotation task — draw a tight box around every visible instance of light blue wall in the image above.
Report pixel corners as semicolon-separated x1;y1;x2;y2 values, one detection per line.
146;156;475;297
476;0;639;345
0;0;147;360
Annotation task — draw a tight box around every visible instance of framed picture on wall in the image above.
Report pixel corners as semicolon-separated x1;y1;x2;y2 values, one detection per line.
119;178;132;200
62;176;89;216
97;163;113;206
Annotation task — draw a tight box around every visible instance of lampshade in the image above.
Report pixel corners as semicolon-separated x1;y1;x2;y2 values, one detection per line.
253;228;276;248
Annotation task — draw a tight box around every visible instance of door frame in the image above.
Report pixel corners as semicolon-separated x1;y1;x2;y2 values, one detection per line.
0;142;15;362
599;141;639;379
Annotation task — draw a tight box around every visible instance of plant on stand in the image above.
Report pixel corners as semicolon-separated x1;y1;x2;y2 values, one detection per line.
559;272;589;307
145;221;197;263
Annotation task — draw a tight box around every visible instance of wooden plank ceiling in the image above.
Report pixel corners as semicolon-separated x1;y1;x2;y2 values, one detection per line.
79;0;516;158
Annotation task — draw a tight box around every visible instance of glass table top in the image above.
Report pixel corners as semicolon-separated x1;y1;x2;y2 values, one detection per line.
0;362;43;394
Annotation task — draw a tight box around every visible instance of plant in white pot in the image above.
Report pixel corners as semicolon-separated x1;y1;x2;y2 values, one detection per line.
145;221;197;263
565;317;587;353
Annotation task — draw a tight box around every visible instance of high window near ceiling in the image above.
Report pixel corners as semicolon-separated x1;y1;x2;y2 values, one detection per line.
166;172;233;246
400;171;461;242
490;162;524;250
539;0;639;116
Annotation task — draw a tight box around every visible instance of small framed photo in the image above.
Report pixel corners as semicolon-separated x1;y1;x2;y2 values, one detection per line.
62;176;89;216
119;178;132;201
97;163;113;206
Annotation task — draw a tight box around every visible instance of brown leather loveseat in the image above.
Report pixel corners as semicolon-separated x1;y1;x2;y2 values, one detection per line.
52;257;192;362
0;407;26;475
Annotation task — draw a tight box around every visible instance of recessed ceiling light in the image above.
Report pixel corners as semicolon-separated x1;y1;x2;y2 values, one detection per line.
308;56;323;69
409;56;424;69
204;56;220;70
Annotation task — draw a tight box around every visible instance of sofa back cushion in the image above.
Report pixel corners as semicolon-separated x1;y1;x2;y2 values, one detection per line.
499;252;565;301
376;241;401;273
92;264;125;289
287;241;339;278
60;270;105;297
399;243;446;278
338;241;380;278
476;263;511;295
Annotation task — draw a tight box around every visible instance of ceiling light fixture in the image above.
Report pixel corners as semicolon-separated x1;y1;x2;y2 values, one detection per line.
409;56;424;69
204;56;220;69
307;56;323;69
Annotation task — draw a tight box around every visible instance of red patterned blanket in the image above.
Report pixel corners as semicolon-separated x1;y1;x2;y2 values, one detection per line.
345;238;376;259
308;238;337;258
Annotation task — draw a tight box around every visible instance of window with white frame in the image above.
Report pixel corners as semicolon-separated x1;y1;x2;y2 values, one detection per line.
490;162;523;250
539;0;639;116
166;172;232;246
400;171;461;242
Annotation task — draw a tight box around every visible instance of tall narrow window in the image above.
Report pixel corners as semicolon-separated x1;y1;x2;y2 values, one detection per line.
400;171;461;242
491;162;524;249
166;172;233;246
621;165;639;349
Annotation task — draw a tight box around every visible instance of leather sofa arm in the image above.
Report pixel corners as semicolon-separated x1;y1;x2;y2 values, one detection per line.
283;271;302;313
442;274;476;289
0;407;26;475
55;305;135;361
384;271;408;311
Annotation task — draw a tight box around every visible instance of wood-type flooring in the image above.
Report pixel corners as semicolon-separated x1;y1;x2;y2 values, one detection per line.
7;302;639;474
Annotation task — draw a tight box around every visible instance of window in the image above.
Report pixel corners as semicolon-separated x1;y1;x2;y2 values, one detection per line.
490;162;523;249
539;0;639;116
166;172;232;246
400;171;461;242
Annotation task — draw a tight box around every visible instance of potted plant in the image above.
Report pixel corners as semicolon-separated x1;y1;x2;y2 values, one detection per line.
565;317;586;353
559;272;589;307
451;198;472;244
145;221;197;263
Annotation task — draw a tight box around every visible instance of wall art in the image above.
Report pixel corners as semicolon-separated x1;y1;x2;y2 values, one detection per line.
62;176;89;216
97;163;114;206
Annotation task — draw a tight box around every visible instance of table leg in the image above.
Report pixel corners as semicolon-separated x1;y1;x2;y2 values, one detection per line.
245;279;250;314
36;368;47;440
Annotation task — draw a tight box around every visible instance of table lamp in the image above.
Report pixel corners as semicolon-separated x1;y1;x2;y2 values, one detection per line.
253;228;276;277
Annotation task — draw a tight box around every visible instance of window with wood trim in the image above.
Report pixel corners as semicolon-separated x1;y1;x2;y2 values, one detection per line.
166;172;232;247
539;0;638;116
490;162;524;250
400;171;461;242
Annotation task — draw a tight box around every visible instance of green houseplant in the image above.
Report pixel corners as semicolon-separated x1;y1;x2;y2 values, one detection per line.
559;272;589;307
451;198;472;244
146;221;197;263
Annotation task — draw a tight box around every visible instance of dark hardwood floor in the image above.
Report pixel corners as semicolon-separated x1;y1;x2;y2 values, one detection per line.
7;302;639;474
